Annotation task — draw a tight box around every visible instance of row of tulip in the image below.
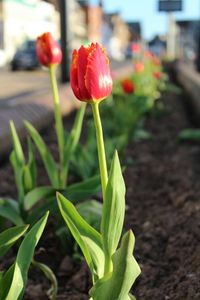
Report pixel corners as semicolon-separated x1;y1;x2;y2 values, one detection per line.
0;33;166;299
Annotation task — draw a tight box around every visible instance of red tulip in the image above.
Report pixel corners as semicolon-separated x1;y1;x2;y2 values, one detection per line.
153;71;161;80
121;79;134;94
70;43;112;102
36;32;62;66
152;56;161;66
134;61;144;73
144;50;153;59
131;43;140;53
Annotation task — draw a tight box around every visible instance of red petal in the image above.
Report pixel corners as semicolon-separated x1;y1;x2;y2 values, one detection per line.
70;50;82;100
36;32;62;66
85;43;112;101
77;46;91;100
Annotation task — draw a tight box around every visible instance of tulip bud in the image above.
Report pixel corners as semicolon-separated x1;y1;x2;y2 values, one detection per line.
134;61;144;73
153;71;161;80
70;43;113;103
131;43;140;54
36;32;62;67
121;79;135;94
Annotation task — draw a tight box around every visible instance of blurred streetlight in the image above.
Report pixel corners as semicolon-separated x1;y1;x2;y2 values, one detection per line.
59;0;70;82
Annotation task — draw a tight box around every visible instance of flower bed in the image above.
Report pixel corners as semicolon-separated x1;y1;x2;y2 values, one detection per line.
1;34;198;300
1;73;200;299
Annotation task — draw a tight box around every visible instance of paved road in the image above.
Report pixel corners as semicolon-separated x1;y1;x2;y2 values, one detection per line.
0;67;50;106
0;59;131;107
0;59;133;157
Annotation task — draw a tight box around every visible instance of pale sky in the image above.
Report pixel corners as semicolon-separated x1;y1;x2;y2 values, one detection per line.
91;0;200;40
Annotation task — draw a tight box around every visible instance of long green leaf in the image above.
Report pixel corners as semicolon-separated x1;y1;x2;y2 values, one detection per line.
90;230;141;300
27;137;37;188
0;225;29;259
10;151;24;204
76;200;102;230
24;121;59;187
0;264;15;300
101;151;125;257
10;121;25;206
63;103;86;166
0;198;24;225
64;175;101;203
27;197;57;224
2;212;49;300
10;121;25;166
24;186;57;210
57;193;104;280
23;138;37;193
178;129;200;142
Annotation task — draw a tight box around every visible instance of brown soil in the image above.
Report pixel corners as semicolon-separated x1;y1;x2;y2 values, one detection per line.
0;80;200;299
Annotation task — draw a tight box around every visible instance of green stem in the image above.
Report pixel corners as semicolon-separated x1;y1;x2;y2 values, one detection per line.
32;259;58;300
49;65;65;188
91;102;108;200
104;253;112;275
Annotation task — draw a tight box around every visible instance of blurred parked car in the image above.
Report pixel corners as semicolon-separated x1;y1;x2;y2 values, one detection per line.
11;40;39;71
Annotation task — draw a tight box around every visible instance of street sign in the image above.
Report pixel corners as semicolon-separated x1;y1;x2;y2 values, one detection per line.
158;0;182;12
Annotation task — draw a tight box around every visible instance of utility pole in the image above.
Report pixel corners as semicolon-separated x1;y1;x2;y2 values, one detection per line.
59;0;70;82
158;0;182;59
167;12;177;59
196;2;200;72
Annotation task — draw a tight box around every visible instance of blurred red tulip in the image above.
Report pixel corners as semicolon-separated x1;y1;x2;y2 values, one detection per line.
70;43;112;102
131;43;140;53
36;32;62;66
121;79;134;94
153;71;161;80
152;56;161;66
134;61;144;73
144;50;153;59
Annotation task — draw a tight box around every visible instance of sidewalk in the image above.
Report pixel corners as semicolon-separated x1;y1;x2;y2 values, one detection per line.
0;62;133;158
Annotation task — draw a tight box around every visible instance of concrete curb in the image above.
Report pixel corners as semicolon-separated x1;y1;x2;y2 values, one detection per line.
0;64;133;158
176;61;200;122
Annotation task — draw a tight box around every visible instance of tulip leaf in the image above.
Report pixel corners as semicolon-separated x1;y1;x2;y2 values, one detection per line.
0;198;24;226
64;175;101;203
76;200;102;230
178;129;200;142
89;230;141;300
27;197;57;224
24;121;59;187
27;137;37;183
63;103;86;167
10;151;24;204
0;225;29;259
24;186;58;210
10;121;25;166
101;150;125;257
0;212;49;300
57;193;104;280
0;264;15;300
23;138;37;193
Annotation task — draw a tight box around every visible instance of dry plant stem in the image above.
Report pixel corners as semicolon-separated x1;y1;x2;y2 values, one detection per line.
49;64;65;188
91;102;108;200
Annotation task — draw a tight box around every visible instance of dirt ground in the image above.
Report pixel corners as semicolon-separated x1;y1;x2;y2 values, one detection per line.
0;77;200;299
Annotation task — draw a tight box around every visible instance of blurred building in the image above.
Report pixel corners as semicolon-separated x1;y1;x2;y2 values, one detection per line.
102;12;131;60
176;20;200;62
0;0;59;66
77;0;103;44
126;21;141;41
